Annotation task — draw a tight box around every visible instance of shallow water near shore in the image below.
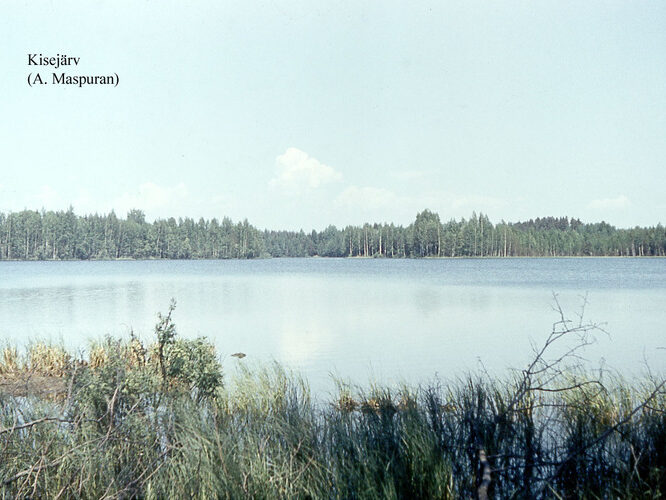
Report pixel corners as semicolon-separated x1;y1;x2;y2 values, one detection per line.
1;257;664;393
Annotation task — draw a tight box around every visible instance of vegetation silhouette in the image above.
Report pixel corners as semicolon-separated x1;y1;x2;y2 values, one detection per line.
1;207;664;260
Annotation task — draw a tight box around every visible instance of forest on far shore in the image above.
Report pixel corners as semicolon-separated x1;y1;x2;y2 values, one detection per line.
0;208;664;260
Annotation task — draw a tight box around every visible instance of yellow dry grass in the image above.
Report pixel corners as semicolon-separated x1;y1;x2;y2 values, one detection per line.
27;344;71;377
0;346;20;375
89;344;108;369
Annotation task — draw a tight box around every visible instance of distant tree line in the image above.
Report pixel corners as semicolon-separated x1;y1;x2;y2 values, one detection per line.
0;207;664;260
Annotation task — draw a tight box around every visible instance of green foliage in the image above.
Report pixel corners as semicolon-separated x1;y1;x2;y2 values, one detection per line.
1;306;665;498
413;209;443;257
1;359;665;498
1;208;664;260
150;301;223;399
155;299;178;383
160;338;223;399
3;362;664;498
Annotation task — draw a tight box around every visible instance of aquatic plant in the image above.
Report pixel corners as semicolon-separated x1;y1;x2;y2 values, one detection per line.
0;303;664;498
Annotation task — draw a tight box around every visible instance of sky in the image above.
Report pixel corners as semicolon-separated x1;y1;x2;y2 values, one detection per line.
1;0;665;230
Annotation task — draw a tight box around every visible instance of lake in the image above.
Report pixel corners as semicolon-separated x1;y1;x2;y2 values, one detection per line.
1;258;664;393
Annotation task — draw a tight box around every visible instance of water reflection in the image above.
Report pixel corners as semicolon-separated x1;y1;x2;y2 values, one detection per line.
0;259;664;393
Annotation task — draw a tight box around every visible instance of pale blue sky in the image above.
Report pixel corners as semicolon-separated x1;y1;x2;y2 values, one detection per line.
1;1;665;230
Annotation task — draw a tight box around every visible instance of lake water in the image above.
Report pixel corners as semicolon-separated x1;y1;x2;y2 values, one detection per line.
1;258;664;393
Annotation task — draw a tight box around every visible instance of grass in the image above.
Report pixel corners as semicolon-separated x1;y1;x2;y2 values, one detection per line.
0;307;664;499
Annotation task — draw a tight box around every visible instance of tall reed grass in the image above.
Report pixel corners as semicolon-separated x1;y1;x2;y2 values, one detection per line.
1;304;664;498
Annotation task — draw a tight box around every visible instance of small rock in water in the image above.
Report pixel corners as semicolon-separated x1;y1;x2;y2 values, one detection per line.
231;352;246;359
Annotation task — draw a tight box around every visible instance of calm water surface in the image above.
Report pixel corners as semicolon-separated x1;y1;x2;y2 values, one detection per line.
1;258;664;393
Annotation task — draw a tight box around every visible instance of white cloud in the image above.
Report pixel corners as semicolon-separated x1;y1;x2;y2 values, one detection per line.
114;182;188;215
335;185;398;211
270;148;342;194
588;195;631;210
